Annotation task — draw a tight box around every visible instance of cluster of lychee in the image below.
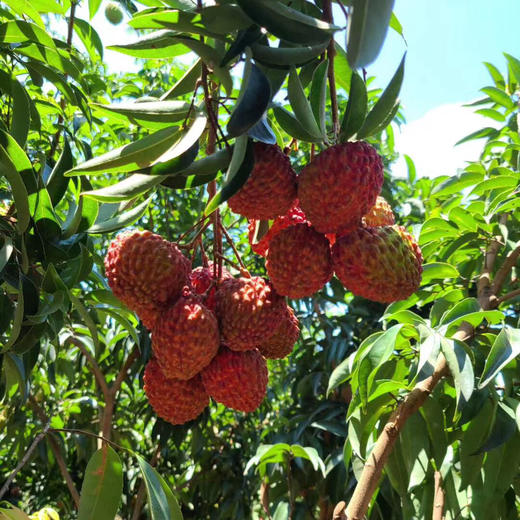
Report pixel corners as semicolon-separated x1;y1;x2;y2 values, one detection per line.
104;230;300;425
229;141;423;302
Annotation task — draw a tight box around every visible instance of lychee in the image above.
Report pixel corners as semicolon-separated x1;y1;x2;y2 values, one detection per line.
105;1;123;25
248;202;307;257
266;223;332;298
362;196;395;227
258;306;300;359
201;347;268;412
228;143;297;220
298;142;384;234
143;358;208;425
189;262;232;310
152;291;219;380
332;226;423;303
216;276;284;351
104;230;190;329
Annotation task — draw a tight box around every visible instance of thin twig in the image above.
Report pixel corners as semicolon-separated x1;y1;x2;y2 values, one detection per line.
0;422;50;500
220;222;246;269
495;287;520;306
110;347;139;399
50;428;126;452
28;395;81;508
432;471;445;520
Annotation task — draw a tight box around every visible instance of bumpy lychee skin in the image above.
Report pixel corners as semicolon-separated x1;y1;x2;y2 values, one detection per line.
228;143;297;220
104;230;190;328
362;196;395;227
216;276;285;351
144;358;208;425
201;347;268;412
332;226;423;303
258;306;300;359
152;292;219;380
266;223;333;298
248;202;307;257
189;263;232;310
298;142;384;234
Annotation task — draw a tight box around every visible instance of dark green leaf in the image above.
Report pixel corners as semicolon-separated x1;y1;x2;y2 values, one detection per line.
272;105;323;142
346;0;395;68
161;59;202;100
251;39;329;68
339;71;367;141
310;60;328;137
78;446;123;520
221;25;262;67
47;138;73;206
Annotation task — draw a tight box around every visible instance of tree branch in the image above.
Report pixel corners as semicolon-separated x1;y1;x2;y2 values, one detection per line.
432;470;445;520
495;287;520;306
0;423;50;501
28;395;81;508
492;244;520;295
110;347;139;399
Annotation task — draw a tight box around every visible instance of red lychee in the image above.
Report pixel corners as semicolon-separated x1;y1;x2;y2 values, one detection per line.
248;202;307;257
104;230;190;329
143;358;208;425
258;306;300;359
298;142;384;234
266;223;332;298
152;291;219;380
189;262;232;310
228;143;297;220
362;196;395;227
201;347;268;412
215;276;285;351
332;225;423;303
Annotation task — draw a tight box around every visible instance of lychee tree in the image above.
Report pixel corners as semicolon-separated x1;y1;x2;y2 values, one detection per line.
0;0;519;519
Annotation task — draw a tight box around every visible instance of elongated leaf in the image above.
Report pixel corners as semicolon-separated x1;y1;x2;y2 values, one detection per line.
205;136;254;215
310;60;328;137
228;61;271;137
504;52;520;85
251;39;329;68
288;67;323;139
0;143;30;233
221;25;263;67
66;126;181;175
161;59;202;100
236;0;337;44
346;0;395;68
440;338;474;415
357;53;405;138
479;328;520;389
93;100;192;125
10;78;30;148
247;116;276;144
47;138;72;205
174;148;231;176
340;71;367;141
272;105;323;142
87;196;153;234
74;17;103;61
82;175;166;203
420;262;459;283
136;454;183;520
0;237;13;273
474;402;517;454
455;127;500;146
480;86;515;109
108;30;189;58
78;446;123;520
0;20;57;50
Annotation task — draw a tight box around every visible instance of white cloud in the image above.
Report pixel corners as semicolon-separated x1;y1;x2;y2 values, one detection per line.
392;103;501;178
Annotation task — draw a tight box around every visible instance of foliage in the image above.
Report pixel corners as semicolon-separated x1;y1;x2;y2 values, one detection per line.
0;0;519;519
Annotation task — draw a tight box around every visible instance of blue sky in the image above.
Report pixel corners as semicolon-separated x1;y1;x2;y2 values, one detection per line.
368;0;520;121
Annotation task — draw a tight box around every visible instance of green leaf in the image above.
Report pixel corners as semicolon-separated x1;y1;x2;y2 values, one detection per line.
440;338;474;415
221;25;263;68
0;20;58;50
334;43;352;92
327;352;355;395
135;454;183;520
66;126;181;175
420;262;459;283
479;328;520;389
0;143;30;233
288;67;323;139
47;138;73;206
471;175;519;195
432;170;484;196
438;298;480;326
273;502;289;520
227;61;271;137
504;52;520;85
0;236;13;273
107;30;190;58
251;40;329;68
480;86;515;109
357;53;405;138
204;136;254;215
339;71;367;141
455;127;500;146
87;196;153;234
174;148;231;177
346;0;395;68
290;445;325;475
474;402;517;454
74;17;104;61
88;0;102;18
272;105;323;142
310;60;328;137
93;100;193;126
82;175;165;203
10;78;30;148
2;0;45;27
3;352;27;400
161;59;202;100
78;446;123;520
235;0;336;44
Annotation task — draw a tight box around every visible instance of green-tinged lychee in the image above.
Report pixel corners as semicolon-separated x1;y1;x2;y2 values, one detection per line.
105;2;123;25
332;225;423;303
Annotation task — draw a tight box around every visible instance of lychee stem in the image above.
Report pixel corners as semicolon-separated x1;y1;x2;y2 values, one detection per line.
220;222;247;270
